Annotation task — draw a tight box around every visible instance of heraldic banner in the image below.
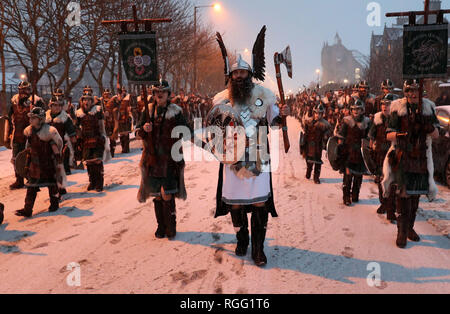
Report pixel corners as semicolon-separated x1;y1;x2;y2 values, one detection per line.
403;24;448;79
119;32;158;85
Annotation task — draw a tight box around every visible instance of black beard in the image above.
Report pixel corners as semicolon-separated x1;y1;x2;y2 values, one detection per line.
228;76;254;104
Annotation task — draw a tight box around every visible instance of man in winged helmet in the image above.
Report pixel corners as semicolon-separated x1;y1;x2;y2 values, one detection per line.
211;26;289;266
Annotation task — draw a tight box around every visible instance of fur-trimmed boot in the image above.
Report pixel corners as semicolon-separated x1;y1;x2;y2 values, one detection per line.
230;208;249;256
251;206;268;267
153;199;165;238
162;198;176;239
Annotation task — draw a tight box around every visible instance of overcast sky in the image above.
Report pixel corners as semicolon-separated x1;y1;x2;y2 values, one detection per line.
196;0;449;92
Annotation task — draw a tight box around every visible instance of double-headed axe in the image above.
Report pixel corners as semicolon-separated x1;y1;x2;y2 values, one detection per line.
274;46;292;153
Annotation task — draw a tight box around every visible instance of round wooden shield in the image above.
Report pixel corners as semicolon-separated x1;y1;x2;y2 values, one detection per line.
326;136;341;171
15;149;30;179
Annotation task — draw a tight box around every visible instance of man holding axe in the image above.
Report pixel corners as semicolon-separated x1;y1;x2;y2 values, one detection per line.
211;26;290;266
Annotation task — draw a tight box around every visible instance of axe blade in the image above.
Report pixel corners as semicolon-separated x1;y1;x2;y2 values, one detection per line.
280;46;292;78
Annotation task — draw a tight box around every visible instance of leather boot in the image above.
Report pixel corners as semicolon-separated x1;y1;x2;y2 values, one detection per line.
95;163;104;192
396;197;409;248
305;162;313;179
385;187;397;222
10;174;25;190
162;198;176;239
48;186;60;212
376;182;386;213
120;135;130;154
0;203;4;225
408;196;420;242
352;175;363;203
230;208;249;256
343;173;352;206
86;164;95;191
16;187;38;217
313;164;321;184
251;206;268;266
110;140;116;158
153;199;165;238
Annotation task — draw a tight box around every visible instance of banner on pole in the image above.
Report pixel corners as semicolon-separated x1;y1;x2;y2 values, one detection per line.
119;32;158;85
403;24;448;79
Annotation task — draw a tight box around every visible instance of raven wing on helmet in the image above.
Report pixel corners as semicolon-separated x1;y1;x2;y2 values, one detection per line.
216;32;230;86
252;25;266;82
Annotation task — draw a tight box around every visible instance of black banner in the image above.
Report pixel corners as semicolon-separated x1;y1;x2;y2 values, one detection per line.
403;24;448;79
119;32;158;85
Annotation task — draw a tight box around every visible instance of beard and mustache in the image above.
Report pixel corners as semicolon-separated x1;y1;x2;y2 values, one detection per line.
228;75;254;105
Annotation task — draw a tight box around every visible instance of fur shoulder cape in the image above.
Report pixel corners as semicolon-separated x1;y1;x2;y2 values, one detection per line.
46;110;69;124
342;115;371;130
146;103;183;120
76;105;102;119
390;97;435;117
213;84;277;120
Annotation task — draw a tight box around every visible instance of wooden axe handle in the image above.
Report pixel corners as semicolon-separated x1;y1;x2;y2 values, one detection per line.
274;54;290;153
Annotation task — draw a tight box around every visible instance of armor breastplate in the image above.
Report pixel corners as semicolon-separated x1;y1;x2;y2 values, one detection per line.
12;101;31;143
119;101;130;123
29;131;54;179
80;112;100;141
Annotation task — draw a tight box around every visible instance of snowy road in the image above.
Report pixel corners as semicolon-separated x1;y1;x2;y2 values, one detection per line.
0;117;449;293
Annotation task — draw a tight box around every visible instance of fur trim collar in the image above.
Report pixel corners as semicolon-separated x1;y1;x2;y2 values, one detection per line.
23;124;63;149
76;105;101;118
11;94;43;106
46;110;69;124
390;97;435;117
373;112;387;126
343;115;371;130
213;84;277;120
146;103;182;120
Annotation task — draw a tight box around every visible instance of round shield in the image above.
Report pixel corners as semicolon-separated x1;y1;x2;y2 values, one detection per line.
326;136;341;171
205;104;246;165
361;138;376;175
15;149;30;179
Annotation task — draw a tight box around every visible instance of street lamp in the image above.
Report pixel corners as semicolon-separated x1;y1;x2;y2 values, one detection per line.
315;69;320;86
20;74;26;81
193;3;221;92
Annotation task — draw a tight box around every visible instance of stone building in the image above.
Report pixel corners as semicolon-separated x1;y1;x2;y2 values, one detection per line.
321;33;366;87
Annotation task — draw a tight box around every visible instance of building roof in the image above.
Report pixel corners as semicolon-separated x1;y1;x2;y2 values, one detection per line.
0;73;21;85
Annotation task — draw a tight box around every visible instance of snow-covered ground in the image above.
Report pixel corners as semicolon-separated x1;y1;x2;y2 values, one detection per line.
0;117;449;294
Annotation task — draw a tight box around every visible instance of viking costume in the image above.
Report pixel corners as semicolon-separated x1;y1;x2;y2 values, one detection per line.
104;90;120;157
6;82;44;189
381;80;439;248
368;94;396;222
211;26;283;266
356;81;376;116
76;92;110;192
117;89;133;154
374;79;395;113
136;80;189;239
46;97;77;178
336;99;371;206
301;104;331;184
15;107;65;217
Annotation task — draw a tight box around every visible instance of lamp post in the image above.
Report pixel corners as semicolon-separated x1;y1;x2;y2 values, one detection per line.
193;3;221;92
315;69;320;86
